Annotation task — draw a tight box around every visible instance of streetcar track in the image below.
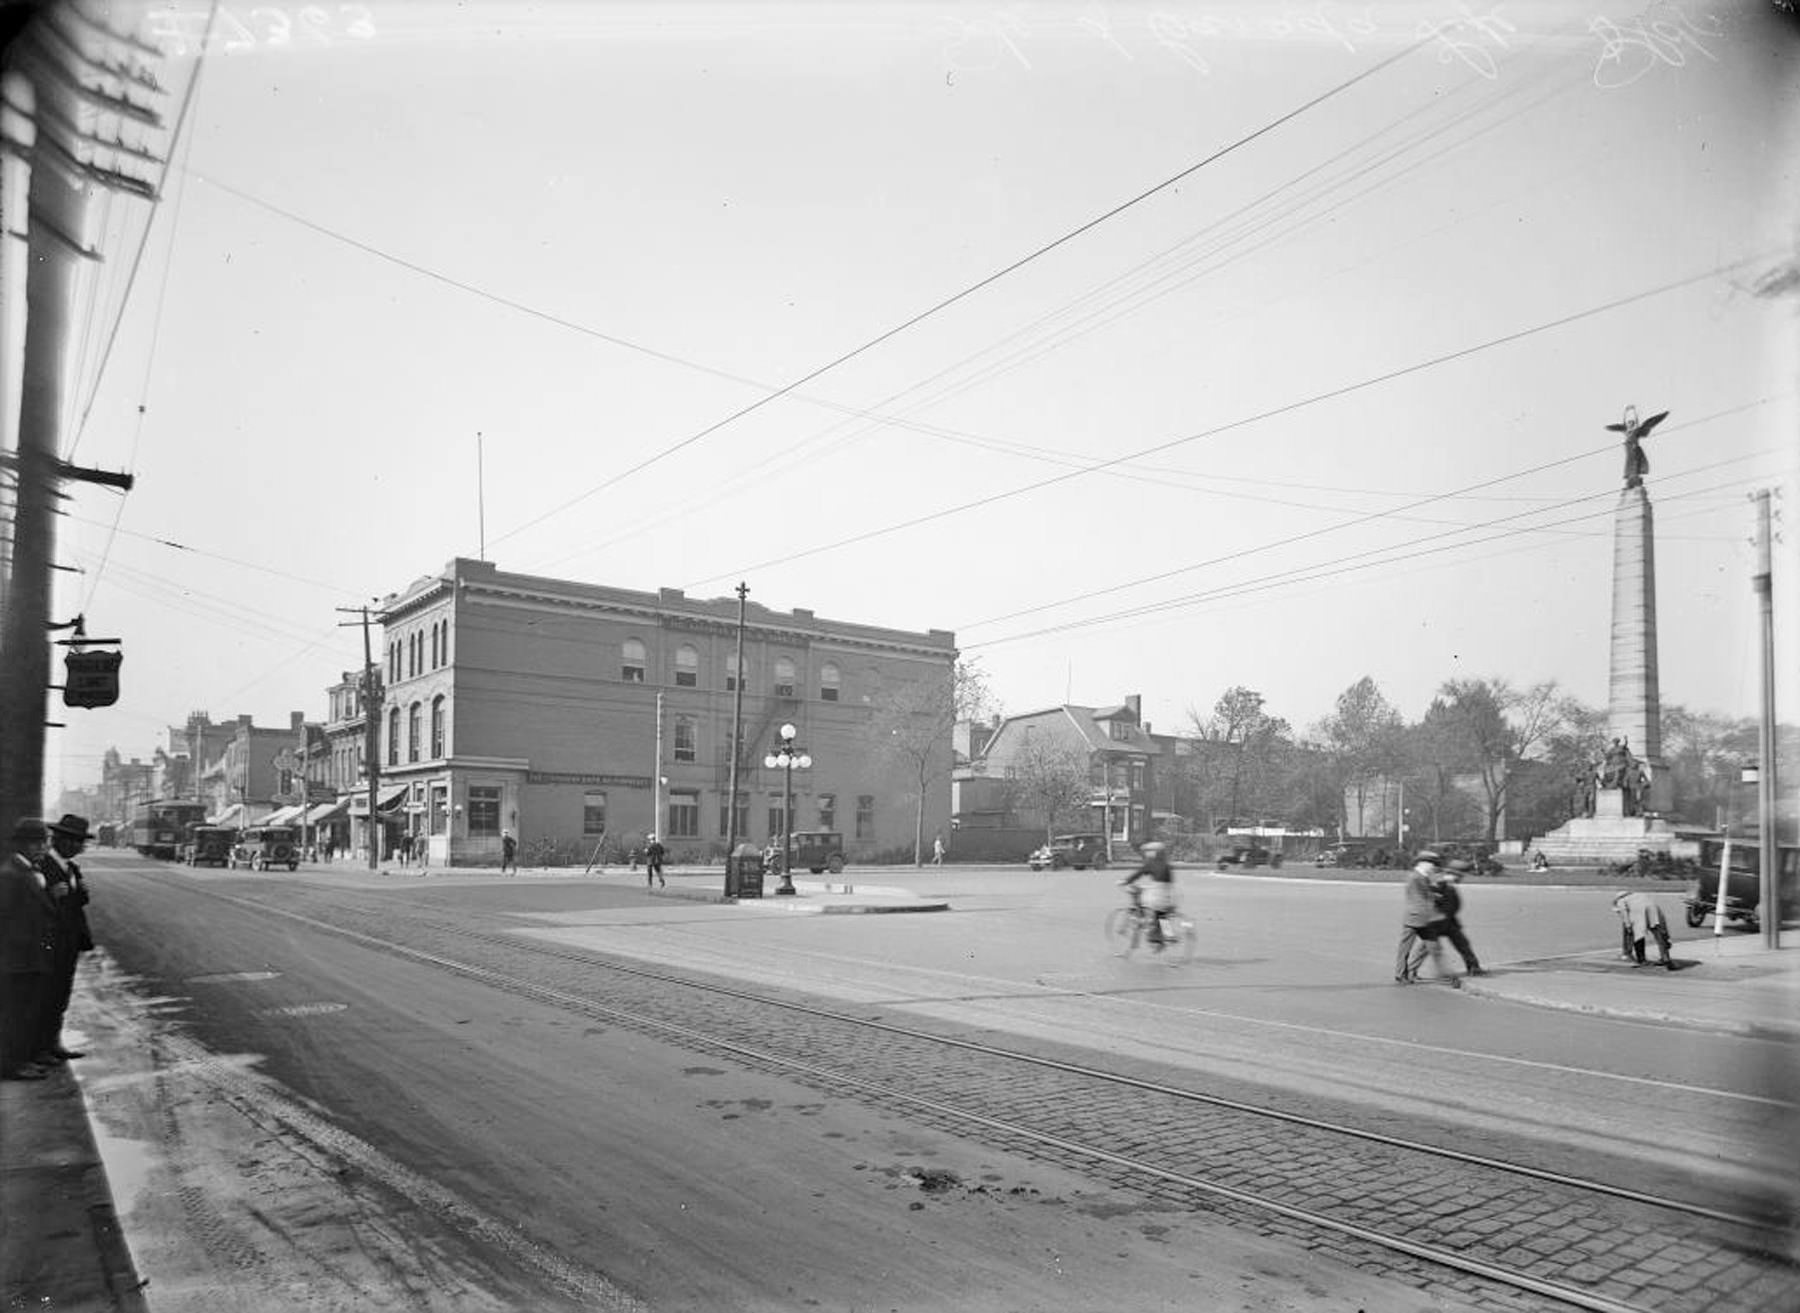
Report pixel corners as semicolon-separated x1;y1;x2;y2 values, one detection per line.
124;868;1797;1313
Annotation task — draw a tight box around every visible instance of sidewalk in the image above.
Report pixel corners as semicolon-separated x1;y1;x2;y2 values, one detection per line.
1461;931;1800;1040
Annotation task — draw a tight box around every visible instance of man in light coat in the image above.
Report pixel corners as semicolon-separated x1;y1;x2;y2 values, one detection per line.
1396;850;1457;986
1613;890;1673;970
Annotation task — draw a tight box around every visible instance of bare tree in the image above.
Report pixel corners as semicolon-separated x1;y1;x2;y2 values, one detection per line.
869;660;992;866
1008;736;1093;841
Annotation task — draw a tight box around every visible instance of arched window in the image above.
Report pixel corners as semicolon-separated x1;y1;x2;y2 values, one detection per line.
622;638;646;682
431;624;439;669
819;662;841;702
431;695;446;758
408;702;422;763
675;644;699;687
773;657;796;697
387;707;400;766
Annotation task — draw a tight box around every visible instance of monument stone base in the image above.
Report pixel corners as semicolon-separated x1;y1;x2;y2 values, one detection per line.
1534;788;1677;866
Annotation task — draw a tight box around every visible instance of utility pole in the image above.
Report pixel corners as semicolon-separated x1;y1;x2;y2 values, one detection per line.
724;582;748;896
0;30;162;845
653;690;664;841
1753;490;1779;949
338;605;384;870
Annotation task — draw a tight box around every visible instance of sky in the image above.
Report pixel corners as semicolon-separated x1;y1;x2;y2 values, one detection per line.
34;0;1800;802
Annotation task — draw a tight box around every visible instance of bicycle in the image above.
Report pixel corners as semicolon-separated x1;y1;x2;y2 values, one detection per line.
1105;891;1196;963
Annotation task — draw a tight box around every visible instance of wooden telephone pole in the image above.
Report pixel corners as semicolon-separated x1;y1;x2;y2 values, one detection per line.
0;30;162;841
338;605;384;870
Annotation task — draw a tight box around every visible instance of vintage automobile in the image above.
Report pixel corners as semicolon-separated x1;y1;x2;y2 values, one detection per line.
1438;841;1506;877
1027;833;1109;871
230;825;301;872
787;830;847;875
1315;840;1392;869
1684;837;1799;933
1217;844;1279;870
181;824;239;868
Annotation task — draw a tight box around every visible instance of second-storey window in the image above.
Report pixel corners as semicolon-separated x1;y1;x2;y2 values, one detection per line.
819;663;840;701
407;703;421;763
387;708;400;766
622;638;646;682
773;657;796;697
673;716;696;763
431;696;446;759
675;644;698;687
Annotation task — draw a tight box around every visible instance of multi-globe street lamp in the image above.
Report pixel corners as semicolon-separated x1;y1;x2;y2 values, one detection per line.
763;723;811;897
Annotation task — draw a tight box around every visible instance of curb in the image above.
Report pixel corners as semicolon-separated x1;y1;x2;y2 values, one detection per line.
1457;978;1800;1041
0;1066;148;1313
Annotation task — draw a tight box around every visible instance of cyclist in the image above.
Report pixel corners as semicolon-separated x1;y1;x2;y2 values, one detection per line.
1119;841;1177;949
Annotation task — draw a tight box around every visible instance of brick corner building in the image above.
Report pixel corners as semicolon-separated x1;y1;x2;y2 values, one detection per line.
377;559;958;868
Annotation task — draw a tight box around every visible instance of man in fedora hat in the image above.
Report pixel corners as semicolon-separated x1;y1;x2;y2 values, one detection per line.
36;814;95;1064
1;818;58;1079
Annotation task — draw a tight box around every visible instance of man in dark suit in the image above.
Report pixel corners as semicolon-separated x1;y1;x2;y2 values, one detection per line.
1;818;59;1079
36;813;95;1064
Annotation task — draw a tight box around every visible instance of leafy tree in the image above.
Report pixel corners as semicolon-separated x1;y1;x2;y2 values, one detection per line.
1314;676;1404;837
1429;678;1568;842
1401;705;1485;845
1007;735;1093;841
1186;686;1293;827
870;660;993;866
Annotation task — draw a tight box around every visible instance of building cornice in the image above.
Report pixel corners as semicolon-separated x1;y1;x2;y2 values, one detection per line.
446;564;957;663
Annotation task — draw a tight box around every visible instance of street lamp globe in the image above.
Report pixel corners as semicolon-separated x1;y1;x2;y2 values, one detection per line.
797;753;812;769
764;753;780;769
780;722;797;740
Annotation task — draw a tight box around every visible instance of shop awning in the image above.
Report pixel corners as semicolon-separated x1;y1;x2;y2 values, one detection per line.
306;799;349;825
263;804;304;827
349;785;409;817
209;803;251;827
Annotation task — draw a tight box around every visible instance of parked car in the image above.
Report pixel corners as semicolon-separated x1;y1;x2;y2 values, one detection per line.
1027;833;1109;871
1217;844;1278;870
787;830;846;875
230;825;300;872
1438;841;1506;876
181;824;238;868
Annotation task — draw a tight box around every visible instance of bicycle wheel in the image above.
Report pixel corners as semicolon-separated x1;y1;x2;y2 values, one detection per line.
1104;907;1142;955
1162;916;1198;965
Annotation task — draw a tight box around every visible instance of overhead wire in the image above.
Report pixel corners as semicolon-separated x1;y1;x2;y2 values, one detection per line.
74;4;220;611
956;398;1782;634
535;42;1583;573
481;32;1436;554
966;466;1777;651
689;250;1780;588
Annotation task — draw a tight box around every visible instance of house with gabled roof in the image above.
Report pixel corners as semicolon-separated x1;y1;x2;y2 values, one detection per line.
968;693;1157;853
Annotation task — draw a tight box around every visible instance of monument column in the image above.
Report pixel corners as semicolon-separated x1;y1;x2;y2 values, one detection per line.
1608;483;1672;814
1604;405;1672;816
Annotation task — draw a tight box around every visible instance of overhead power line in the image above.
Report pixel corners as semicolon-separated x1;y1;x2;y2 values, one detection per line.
956;398;1781;634
965;465;1776;651
479;33;1433;551
691;250;1781;587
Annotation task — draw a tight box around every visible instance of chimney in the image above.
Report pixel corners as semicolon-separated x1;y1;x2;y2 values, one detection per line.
1125;694;1142;722
291;711;305;731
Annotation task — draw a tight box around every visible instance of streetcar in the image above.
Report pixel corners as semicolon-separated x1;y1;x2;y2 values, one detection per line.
129;799;207;859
